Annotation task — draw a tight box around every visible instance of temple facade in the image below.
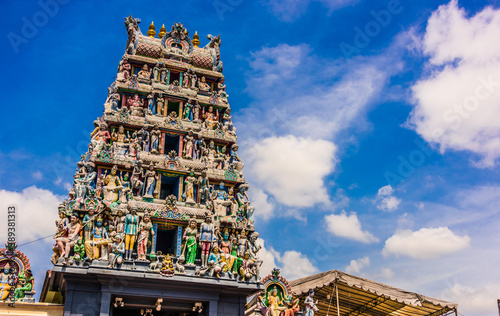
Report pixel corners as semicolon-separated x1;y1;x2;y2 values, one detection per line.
40;16;262;316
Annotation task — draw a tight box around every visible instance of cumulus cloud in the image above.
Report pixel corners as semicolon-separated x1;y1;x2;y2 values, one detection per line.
264;0;358;21
248;188;275;221
375;185;401;212
383;227;470;259
247;135;336;208
0;186;62;243
256;239;319;280
442;283;500;314
324;211;379;243
345;256;370;274
407;0;500;167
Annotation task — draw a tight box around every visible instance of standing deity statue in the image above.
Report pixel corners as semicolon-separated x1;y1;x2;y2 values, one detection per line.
152;62;160;82
147;93;155;115
114;209;127;237
160;66;167;84
82;208;96;257
150;125;161;154
183;131;194;159
137;213;154;261
0;264;12;301
197;169;210;204
124;207;140;260
190;73;197;89
193;101;201;122
156;94;164;116
199;215;216;267
183;220;198;266
304;289;319;316
74;162;96;205
143;164;158;198
183;100;193;121
130;161;144;196
236;183;254;225
183;172;197;203
120;172;132;203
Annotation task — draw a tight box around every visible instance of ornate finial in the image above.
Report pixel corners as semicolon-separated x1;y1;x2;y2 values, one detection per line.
193;31;200;47
147;21;156;38
159;24;166;39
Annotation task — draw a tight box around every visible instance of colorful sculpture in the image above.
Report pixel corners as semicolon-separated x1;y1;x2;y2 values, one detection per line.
48;17;264;286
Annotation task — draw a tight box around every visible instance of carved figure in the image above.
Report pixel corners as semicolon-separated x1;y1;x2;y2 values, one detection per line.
199;216;216;267
108;235;125;268
103;165;123;203
137;213;154;261
183;220;198;266
124;207;140;260
304;289;319;316
143;164;158;198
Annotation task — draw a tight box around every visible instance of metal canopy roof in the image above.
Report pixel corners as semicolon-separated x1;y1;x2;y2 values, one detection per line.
290;270;458;316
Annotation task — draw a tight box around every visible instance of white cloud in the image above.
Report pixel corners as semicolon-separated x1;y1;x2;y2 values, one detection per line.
256;239;319;280
379;268;394;280
442;283;500;314
265;0;358;21
248;188;275;221
375;185;401;212
247;135;336;208
383;227;470;259
324;211;379;243
345;256;370;274
0;186;62;243
32;171;43;180
407;0;500;167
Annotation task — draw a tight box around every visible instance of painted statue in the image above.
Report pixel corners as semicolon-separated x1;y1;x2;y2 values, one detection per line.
103;165;123;203
143;164;158;198
137;213;154;261
304;289;319;316
183;220;198;266
124;207;140;260
199;216;216;267
183;172;196;203
107;235;125;268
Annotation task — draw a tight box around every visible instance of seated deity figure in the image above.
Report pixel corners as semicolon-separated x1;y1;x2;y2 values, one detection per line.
116;58;131;82
104;90;120;114
127;94;144;117
198;76;211;92
268;288;286;316
103;165;123;203
213;182;231;218
137;64;151;80
203;106;218;130
107;235;125;268
55;214;81;265
112;126;129;160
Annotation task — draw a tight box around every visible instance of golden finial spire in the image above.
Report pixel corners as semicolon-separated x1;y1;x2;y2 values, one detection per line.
147;21;156;38
159;24;166;39
193;31;200;47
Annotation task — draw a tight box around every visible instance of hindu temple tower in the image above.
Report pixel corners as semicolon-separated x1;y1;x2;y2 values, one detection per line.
40;16;262;316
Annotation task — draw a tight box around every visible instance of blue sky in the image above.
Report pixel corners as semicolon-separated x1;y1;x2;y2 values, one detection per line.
2;0;500;314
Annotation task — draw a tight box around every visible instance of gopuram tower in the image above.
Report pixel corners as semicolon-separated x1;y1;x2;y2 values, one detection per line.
40;16;262;316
